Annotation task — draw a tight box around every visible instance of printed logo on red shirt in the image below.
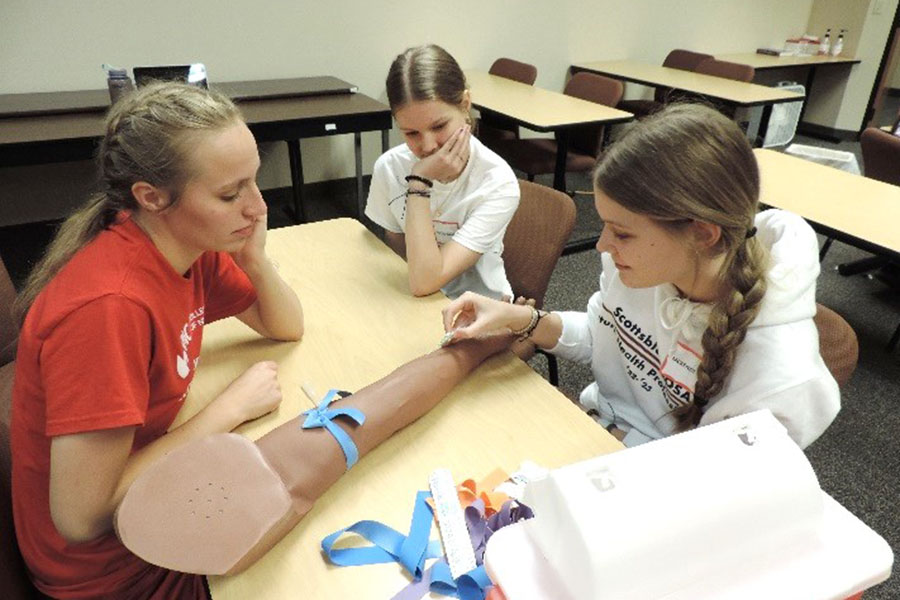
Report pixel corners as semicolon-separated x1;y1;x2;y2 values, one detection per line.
176;306;205;379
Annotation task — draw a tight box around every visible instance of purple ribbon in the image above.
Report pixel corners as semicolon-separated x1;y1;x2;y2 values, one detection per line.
391;499;534;600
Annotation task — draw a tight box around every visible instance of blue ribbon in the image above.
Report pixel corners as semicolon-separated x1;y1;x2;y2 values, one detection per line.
301;389;365;470
429;561;492;600
322;490;443;580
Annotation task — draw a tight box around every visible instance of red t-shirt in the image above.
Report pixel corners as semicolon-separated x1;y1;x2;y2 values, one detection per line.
11;216;257;599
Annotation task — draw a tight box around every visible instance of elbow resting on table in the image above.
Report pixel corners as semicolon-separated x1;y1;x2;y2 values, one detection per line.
409;278;442;297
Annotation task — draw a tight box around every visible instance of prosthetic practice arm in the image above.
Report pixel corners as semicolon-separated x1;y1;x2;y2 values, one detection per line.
114;339;506;575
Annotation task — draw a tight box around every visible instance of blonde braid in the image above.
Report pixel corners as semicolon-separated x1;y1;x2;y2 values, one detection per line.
678;238;769;427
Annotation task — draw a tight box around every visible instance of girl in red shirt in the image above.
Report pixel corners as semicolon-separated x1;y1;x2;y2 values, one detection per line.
11;82;304;599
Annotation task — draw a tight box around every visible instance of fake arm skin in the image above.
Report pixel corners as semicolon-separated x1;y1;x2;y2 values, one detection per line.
49;362;283;544
114;336;512;575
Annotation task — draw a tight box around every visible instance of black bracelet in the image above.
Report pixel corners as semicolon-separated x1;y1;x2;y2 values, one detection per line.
405;174;434;188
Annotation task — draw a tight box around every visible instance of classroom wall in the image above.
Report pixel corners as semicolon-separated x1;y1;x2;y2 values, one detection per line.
1;0;813;226
802;0;899;132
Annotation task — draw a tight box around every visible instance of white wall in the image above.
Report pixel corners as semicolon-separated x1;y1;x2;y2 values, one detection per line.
0;0;814;225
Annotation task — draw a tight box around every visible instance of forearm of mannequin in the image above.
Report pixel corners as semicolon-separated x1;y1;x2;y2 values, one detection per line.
257;336;509;511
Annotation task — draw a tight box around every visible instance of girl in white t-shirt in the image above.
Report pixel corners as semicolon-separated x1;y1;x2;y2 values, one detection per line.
439;103;839;449
365;44;520;300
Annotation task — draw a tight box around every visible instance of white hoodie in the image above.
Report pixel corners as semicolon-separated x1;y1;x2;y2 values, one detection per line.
550;209;840;449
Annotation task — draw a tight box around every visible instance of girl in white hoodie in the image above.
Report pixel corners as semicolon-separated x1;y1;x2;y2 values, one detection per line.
441;103;840;449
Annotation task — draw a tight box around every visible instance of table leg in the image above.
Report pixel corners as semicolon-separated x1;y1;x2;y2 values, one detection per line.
286;140;306;224
798;66;817;124
355;132;364;219
553;130;569;192
756;104;773;148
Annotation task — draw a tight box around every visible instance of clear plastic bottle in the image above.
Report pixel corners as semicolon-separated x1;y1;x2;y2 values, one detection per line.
820;29;831;56
104;64;134;104
831;29;846;57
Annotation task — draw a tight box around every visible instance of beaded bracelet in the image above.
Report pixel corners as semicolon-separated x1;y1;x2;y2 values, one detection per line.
404;174;434;188
510;306;546;341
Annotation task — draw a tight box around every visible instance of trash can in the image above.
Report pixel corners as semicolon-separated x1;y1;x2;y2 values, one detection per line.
784;143;861;175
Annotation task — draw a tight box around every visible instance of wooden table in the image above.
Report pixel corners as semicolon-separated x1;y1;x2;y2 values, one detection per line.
717;53;859;125
754;148;900;259
570;60;805;145
0;78;391;223
172;218;622;599
465;70;633;191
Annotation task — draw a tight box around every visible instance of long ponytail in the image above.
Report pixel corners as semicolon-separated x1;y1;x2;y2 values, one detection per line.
14;82;241;325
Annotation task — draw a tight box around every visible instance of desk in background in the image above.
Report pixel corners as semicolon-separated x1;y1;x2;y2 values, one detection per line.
716;53;859;126
754;148;900;261
0;77;392;223
570;60;804;145
465;70;633;191
172;218;622;599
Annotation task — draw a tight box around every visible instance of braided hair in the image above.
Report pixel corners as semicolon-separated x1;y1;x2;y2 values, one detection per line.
593;103;769;429
15;82;242;324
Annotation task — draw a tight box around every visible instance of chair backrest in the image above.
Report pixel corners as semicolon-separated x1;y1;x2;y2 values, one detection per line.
0;254;37;599
502;180;577;308
479;58;539;146
694;58;755;82
488;58;538;85
860;127;900;186
0;362;38;600
663;49;715;71
563;72;624;157
813;303;858;388
653;49;714;103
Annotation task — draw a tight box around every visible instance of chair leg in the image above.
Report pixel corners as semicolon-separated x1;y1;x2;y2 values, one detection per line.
819;237;834;262
888;321;900;353
547;354;559;387
536;349;559;387
838;256;887;277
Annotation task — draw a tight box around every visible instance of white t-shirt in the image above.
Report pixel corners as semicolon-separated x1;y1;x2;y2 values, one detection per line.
549;209;840;449
364;136;520;300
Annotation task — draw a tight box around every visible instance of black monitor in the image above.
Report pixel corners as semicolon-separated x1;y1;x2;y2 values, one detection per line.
132;64;208;89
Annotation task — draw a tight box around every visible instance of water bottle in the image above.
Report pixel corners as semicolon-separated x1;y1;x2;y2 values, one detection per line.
820;29;831;56
831;29;846;57
104;64;134;104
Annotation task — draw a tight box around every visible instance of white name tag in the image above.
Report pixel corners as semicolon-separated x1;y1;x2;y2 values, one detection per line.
660;341;702;392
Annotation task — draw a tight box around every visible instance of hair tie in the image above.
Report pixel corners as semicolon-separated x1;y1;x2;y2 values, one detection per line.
745;226;757;239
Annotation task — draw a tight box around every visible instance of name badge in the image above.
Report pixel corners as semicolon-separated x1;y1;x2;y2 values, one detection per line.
660;341;702;392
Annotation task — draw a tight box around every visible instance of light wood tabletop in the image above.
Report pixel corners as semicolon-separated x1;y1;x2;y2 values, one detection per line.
173;218;622;599
716;53;860;71
465;70;632;191
571;60;804;106
465;70;633;131
755;149;900;257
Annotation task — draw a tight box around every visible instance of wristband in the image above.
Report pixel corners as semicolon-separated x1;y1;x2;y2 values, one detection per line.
509;306;542;341
405;174;434;188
